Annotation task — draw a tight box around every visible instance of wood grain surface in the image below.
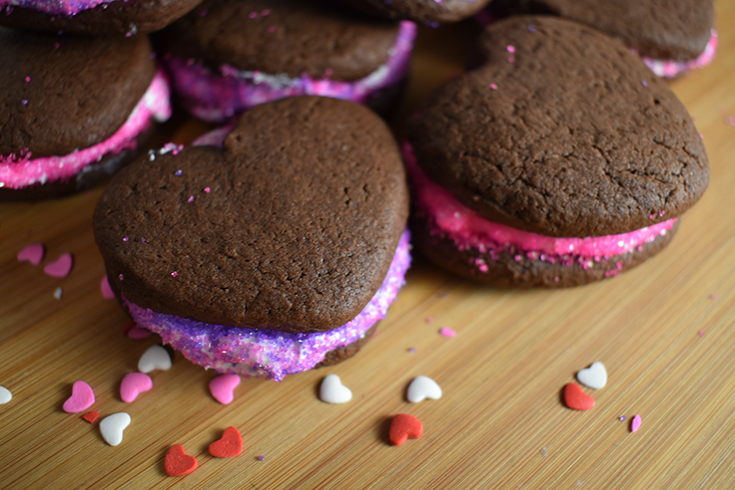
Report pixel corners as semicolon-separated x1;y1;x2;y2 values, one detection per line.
2;2;735;488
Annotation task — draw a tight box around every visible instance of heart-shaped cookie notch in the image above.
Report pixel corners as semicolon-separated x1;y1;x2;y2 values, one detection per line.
94;97;408;334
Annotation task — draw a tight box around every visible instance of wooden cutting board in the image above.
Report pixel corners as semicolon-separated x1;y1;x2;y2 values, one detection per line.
2;2;735;487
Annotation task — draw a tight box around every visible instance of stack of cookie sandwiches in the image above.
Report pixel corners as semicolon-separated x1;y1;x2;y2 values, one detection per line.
0;0;199;200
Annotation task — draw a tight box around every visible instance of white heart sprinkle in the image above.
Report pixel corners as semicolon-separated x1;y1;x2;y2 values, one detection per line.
577;361;608;390
407;376;442;403
0;386;12;404
137;345;172;373
53;287;63;300
99;412;131;446
319;374;352;404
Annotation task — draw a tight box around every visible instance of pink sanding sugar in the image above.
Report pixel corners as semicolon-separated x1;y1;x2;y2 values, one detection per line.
641;30;717;79
0;0;116;16
122;230;411;381
162;21;417;122
403;142;677;271
0;69;171;190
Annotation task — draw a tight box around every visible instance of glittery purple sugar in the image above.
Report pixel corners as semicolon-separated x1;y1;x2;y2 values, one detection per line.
123;230;411;381
0;0;116;16
163;21;417;122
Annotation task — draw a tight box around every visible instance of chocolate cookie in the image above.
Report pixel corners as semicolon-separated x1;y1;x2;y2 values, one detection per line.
0;27;171;200
486;0;716;77
0;0;204;36
340;0;493;24
155;0;416;122
94;97;411;380
405;16;708;287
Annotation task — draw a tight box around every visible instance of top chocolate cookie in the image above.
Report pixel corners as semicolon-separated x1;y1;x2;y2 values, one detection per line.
407;16;708;237
0;27;155;157
489;0;714;60
341;0;492;24
94;97;409;333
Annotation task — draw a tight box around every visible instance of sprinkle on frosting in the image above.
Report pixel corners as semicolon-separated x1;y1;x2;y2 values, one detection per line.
404;142;677;271
163;21;417;122
0;69;171;190
123;230;411;381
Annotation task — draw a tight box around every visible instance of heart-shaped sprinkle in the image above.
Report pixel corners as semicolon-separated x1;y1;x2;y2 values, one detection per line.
100;275;115;300
120;372;153;403
319;374;352;404
576;362;607;390
17;243;45;265
631;414;642;433
63;381;95;413
82;411;100;424
389;414;423;446
128;326;152;339
407;376;442;403
0;386;12;404
99;412;131;446
137;345;172;373
44;253;73;278
564;383;595;411
165;444;199;476
209;374;240;404
209;426;243;458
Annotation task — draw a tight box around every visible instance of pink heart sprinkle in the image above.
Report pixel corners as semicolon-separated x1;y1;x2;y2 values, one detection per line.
120;372;153;403
209;374;241;404
44;253;73;278
17;243;45;265
439;327;456;337
63;381;95;413
128;326;152;339
100;275;115;300
631;414;642;433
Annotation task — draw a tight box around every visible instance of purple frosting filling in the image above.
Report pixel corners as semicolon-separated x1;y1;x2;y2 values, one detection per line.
123;230;411;381
0;0;116;16
162;20;417;122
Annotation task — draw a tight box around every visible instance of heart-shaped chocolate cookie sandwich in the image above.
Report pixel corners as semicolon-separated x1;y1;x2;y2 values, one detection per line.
406;16;708;288
94;96;410;380
0;27;171;201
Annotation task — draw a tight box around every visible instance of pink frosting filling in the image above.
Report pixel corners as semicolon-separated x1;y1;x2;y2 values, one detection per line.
641;29;717;78
404;142;677;267
0;69;171;190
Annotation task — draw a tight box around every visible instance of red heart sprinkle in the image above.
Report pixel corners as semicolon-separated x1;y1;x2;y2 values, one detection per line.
564;383;595;411
82;411;100;424
389;414;423;446
209;426;243;458
165;444;198;476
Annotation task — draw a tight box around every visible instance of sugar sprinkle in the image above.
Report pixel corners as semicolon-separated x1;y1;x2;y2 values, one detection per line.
631;414;642;432
439;327;456;337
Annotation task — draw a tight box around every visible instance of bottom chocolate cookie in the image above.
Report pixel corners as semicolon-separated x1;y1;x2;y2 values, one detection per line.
412;215;679;288
316;324;379;368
